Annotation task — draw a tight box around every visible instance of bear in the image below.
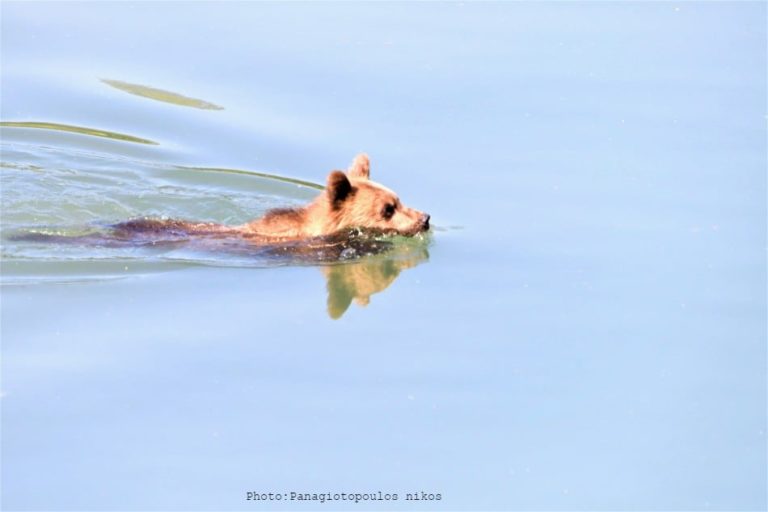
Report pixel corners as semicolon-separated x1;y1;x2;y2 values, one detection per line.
111;153;430;243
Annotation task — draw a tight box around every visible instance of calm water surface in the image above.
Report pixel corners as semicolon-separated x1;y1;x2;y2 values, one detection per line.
1;2;765;510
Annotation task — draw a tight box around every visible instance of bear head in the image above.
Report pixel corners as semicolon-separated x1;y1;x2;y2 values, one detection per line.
323;154;430;237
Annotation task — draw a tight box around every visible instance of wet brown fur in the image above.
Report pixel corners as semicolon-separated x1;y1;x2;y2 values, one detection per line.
118;154;430;242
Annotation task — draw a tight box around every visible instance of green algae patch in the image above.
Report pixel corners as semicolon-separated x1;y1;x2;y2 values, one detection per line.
0;121;158;145
102;79;224;110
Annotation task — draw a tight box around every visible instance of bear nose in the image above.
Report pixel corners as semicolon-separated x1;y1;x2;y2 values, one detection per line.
421;213;431;230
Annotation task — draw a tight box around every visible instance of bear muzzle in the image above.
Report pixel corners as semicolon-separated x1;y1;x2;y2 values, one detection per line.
421;213;431;231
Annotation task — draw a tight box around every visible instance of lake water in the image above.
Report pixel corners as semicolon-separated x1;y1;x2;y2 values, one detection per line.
1;2;765;510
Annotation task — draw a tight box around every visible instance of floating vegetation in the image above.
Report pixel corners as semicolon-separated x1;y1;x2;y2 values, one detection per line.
0;121;158;145
101;79;224;110
176;165;325;190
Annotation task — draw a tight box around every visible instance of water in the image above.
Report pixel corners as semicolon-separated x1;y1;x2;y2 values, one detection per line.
1;2;765;510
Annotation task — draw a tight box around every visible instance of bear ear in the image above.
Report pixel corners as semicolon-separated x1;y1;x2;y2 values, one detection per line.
347;153;370;180
326;170;352;206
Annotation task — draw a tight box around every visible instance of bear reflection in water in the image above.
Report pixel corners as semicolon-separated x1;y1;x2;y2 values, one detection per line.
147;227;430;319
14;227;430;319
321;241;428;319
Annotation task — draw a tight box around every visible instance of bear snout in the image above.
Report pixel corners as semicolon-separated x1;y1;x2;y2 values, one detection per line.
421;213;431;230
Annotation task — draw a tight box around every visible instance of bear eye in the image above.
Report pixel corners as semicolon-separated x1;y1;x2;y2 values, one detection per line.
382;203;396;219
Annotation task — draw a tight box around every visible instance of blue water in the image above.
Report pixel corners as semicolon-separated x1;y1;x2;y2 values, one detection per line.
1;2;765;510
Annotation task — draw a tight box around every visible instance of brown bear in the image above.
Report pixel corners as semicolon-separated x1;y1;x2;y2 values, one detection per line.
112;153;430;243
